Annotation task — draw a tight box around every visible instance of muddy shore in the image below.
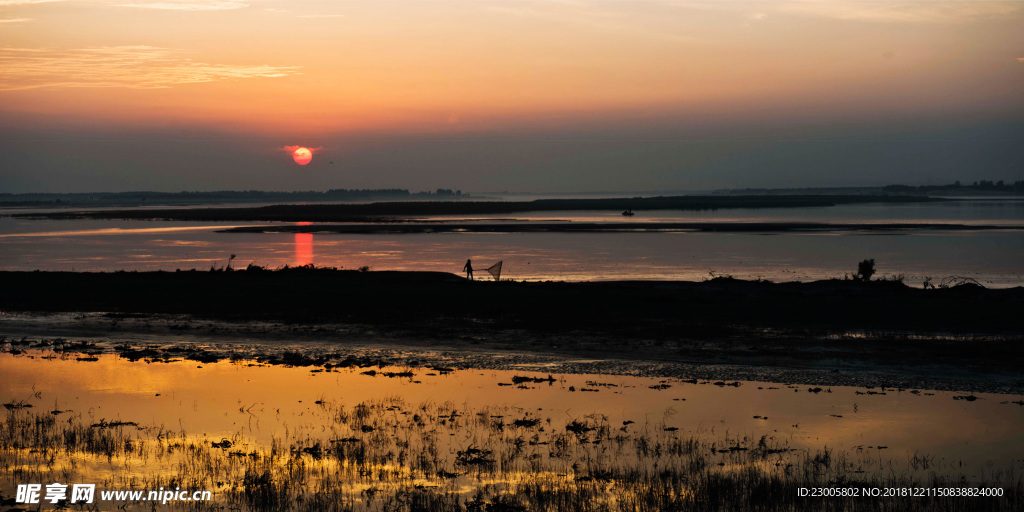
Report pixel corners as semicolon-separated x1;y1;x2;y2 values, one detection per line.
2;313;1023;395
2;269;1022;394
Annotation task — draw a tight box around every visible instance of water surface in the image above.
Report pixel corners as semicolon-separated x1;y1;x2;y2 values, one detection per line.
2;351;1022;475
1;199;1022;286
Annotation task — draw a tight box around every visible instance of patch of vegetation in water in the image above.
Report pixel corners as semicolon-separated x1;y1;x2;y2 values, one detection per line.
2;397;1021;511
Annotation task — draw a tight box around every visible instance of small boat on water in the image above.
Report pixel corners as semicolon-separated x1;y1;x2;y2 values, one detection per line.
622;209;635;217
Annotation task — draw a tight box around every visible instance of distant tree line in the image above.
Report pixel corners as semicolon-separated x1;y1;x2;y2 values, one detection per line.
0;188;466;207
882;180;1023;192
720;180;1024;196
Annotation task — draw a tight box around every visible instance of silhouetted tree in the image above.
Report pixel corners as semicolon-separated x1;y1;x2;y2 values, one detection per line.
856;259;876;281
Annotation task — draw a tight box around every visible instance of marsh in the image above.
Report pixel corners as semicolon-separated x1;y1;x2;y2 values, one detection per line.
2;341;1023;511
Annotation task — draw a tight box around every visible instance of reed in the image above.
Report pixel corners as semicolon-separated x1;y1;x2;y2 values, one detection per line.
2;397;1021;511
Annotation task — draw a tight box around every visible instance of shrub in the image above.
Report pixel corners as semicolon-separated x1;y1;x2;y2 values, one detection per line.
856;259;875;281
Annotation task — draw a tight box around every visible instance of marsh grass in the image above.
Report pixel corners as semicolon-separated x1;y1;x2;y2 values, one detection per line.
2;396;1021;512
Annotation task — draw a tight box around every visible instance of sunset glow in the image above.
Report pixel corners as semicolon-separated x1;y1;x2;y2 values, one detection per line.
0;1;1021;192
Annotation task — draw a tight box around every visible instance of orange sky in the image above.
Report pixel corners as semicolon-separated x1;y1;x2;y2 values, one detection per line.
3;1;1021;134
1;1;1022;191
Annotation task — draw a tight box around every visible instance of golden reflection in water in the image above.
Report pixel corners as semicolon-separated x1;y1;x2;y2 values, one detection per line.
1;351;1023;469
295;222;313;266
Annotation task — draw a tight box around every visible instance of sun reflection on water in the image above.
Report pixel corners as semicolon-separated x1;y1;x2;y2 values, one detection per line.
295;222;314;266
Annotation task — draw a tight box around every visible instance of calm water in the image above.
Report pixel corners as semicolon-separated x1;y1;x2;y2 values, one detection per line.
1;199;1022;286
1;350;1023;474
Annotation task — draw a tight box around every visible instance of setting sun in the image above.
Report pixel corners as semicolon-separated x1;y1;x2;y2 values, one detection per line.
291;147;312;166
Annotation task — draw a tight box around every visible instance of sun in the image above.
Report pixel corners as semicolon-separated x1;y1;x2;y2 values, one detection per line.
292;147;313;165
282;144;321;165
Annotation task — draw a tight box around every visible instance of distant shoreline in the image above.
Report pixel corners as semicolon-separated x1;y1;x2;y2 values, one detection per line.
0;188;466;209
216;221;1023;235
11;194;940;222
2;181;1021;209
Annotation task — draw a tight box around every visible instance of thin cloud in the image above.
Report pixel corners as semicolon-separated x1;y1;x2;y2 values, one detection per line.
0;17;33;22
484;2;699;44
116;1;248;10
0;45;300;91
296;13;346;19
672;1;1024;24
775;1;1023;24
282;145;323;153
0;0;247;8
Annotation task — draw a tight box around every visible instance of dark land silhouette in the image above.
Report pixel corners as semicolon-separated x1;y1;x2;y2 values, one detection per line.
0;188;462;208
216;221;1018;235
4;268;1019;333
14;195;938;222
715;180;1024;196
3;180;1021;209
2;269;1022;391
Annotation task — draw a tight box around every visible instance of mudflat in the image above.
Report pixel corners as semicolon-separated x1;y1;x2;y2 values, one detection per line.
2;269;1022;393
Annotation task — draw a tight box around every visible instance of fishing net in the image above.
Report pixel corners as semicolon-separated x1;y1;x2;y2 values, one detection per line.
484;261;502;281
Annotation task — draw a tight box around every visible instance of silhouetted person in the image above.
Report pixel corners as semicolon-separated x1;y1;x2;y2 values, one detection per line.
463;259;474;280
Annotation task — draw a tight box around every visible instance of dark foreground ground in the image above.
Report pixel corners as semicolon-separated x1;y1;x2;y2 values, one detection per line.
3;269;1023;393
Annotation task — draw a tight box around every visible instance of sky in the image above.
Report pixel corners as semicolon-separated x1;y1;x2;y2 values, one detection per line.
1;0;1022;193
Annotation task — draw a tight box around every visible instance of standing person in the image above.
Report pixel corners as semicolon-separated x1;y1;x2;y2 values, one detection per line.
463;259;474;280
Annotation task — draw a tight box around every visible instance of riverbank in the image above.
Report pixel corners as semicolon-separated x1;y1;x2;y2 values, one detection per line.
2;316;1023;394
2;269;1022;393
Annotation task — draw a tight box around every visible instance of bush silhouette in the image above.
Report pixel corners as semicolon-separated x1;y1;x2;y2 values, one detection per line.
856;259;876;281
